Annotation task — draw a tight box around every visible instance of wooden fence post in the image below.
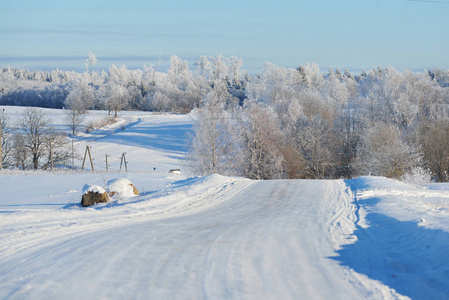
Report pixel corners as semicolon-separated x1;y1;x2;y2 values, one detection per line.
82;146;94;172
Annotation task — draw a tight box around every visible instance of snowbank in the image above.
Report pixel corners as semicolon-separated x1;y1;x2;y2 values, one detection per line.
337;176;449;299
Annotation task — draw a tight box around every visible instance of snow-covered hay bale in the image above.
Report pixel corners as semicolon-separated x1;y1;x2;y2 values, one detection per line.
107;178;139;198
81;184;110;207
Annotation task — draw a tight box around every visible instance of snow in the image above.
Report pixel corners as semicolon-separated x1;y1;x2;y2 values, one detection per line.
340;177;449;299
1;107;449;299
82;184;107;195
0;106;191;173
107;178;138;198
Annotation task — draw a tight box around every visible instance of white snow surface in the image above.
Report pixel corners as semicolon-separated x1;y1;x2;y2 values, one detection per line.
82;184;107;195
107;178;138;198
1;107;449;299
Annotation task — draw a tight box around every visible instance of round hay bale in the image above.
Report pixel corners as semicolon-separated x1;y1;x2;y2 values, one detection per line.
107;178;139;198
81;184;110;207
131;184;140;196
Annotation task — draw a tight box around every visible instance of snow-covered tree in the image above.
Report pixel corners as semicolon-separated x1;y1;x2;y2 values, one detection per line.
194;56;211;78
294;115;337;179
168;55;190;79
187;96;239;176
210;55;229;81
65;80;94;114
148;90;172;112
109;83;129;117
3;59;449;179
229;56;243;85
297;63;324;89
85;52;97;75
238;102;284;180
355;123;422;178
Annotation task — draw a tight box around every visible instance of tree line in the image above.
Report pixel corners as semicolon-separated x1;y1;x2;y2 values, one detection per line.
187;62;449;182
1;55;449;180
0;54;246;115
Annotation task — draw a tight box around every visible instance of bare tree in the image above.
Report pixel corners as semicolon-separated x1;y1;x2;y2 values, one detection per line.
64;94;85;135
18;108;50;170
42;130;71;170
12;133;27;169
420;119;449;181
280;144;307;179
1;111;13;168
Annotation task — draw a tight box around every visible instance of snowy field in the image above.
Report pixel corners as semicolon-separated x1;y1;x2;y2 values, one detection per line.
1;107;449;299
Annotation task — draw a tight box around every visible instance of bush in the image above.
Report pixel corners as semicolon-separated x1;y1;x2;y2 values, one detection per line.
85;117;118;133
401;167;432;187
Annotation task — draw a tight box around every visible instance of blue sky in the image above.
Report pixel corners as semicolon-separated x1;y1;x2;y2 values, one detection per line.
1;0;448;73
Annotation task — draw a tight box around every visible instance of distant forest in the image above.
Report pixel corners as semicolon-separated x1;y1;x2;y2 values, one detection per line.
2;55;449;182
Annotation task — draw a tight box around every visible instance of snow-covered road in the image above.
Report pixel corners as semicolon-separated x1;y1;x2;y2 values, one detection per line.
1;178;371;299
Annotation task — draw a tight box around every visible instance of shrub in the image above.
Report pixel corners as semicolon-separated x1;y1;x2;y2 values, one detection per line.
401;167;432;187
85;117;118;133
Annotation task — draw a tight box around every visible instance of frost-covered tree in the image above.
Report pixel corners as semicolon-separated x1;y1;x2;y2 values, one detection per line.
168;55;190;79
325;70;350;106
297;63;324;89
65;80;95;113
209;79;239;109
149;90;172;112
295;117;336;179
85;52;97;75
187;96;239;176
3;59;449;179
229;56;243;85
100;82;129;117
238;102;284;180
333;100;364;178
355;123;422;178
194;56;211;78
210;55;229;81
